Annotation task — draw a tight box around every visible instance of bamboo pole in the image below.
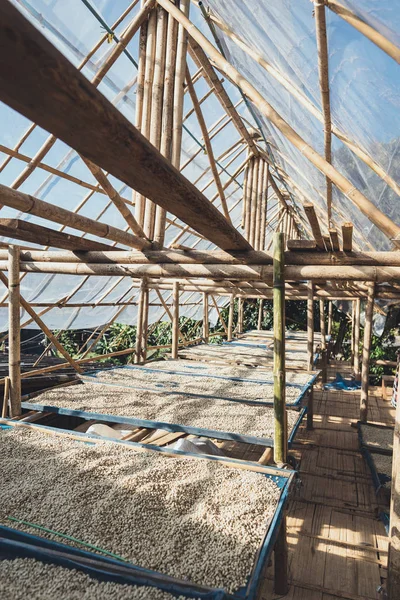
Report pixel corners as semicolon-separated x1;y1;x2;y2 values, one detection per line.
360;283;375;421
327;299;333;336
210;295;229;335
0;184;148;250
185;68;231;223
172;0;190;167
273;232;287;465
250;158;260;247
172;281;179;359
350;300;356;366
202;292;209;343
2;376;10;418
307;281;314;372
8;246;21;417
354;297;361;378
255;159;265;250
135;278;147;364
227;294;234;342
154;7;178;246
258;298;264;331
157;0;400;246
261;164;269;250
237;297;243;334
209;12;400;201
388;382;400;599
325;0;400;64
244;157;254;240
144;5;168;240
319;299;327;383
314;0;332;224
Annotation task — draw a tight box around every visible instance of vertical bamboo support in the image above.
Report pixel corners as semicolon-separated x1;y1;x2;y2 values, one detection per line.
144;5;168;239
320;299;327;383
237;297;243;334
202;292;209;343
171;0;190;167
241;149;251;230
307;281;314;373
141;285;149;363
249;157;259;247
255;159;264;250
327;299;333;336
135;278;147;364
171;281;180;359
258;298;263;331
133;12;147;225
388;382;400;599
135;7;156;228
261;163;269;250
354;297;361;378
351;299;356;367
154;7;178;245
273;232;286;465
244;157;254;240
274;517;289;596
360;283;375;421
227;294;234;342
8;245;21;416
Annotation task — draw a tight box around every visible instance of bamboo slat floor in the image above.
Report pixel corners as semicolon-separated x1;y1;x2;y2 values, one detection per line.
258;361;392;599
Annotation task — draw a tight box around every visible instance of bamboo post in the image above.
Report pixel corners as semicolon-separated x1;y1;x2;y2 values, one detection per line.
274;516;289;596
172;281;180;359
202;292;209;343
227;294;234;342
237;297;244;334
354;297;361;378
351;299;356;366
141;284;149;363
8;245;21;416
273;232;286;465
307;281;314;373
327;299;333;336
387;381;400;599
319;299;327;383
258;298;263;330
2;376;9;418
360;283;375;421
135;278;147;364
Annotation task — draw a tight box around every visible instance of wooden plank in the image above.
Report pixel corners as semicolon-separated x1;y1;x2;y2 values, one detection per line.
0;218;118;251
329;228;340;252
287;239;318;251
0;3;250;252
303;205;325;251
342;223;353;252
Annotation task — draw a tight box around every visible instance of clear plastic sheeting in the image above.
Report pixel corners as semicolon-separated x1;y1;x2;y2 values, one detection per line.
0;0;399;330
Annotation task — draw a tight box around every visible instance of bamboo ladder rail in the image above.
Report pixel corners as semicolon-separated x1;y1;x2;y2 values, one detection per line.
208;11;400;200
157;0;400;246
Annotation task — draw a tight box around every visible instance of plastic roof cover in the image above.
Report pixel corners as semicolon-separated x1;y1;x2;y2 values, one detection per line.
0;0;399;330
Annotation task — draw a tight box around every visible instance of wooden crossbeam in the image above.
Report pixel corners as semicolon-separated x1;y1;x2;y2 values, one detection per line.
0;3;250;252
0;219;118;251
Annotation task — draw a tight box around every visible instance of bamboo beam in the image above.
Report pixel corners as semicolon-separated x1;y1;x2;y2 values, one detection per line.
354;296;361;378
360;283;375;421
8;246;21;416
156;0;400;246
0;218;118;252
329;228;340;252
273;232;287;465
185;68;232;223
0;185;149;250
303;204;325;250
171;280;179;359
342;222;353;252
0;3;251;253
325;0;400;64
